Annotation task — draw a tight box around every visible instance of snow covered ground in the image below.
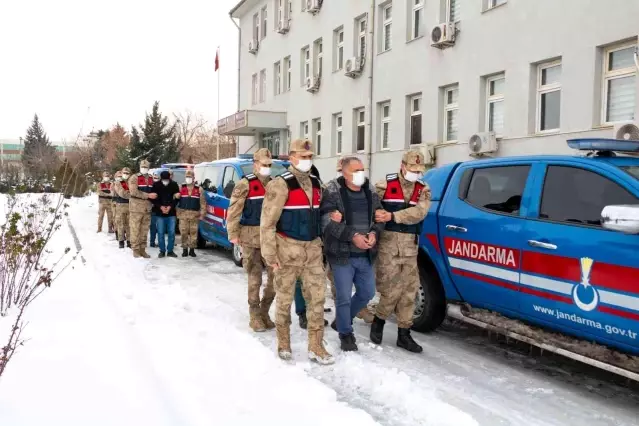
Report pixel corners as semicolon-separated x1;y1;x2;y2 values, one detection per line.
1;195;638;426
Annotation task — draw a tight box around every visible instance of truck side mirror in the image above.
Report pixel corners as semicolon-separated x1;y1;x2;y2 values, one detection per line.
601;205;639;234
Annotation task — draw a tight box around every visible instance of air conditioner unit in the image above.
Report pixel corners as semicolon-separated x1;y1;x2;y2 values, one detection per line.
306;0;322;14
431;22;456;48
305;76;320;93
248;39;259;54
418;145;436;166
277;18;290;34
613;121;639;141
344;56;364;77
468;132;498;156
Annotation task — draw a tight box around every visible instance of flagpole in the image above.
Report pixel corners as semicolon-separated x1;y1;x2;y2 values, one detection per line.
216;46;220;160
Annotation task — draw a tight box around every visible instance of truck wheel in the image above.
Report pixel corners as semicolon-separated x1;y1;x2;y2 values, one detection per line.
232;243;243;267
196;230;207;249
412;262;447;333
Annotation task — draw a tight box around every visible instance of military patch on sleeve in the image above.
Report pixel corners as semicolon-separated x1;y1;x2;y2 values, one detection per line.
386;173;398;181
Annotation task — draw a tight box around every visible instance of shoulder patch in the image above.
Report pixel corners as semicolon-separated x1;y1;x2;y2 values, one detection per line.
245;173;257;180
386;173;398;180
281;172;294;180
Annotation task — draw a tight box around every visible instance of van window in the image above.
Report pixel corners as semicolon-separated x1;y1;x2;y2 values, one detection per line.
222;166;238;198
200;165;222;191
464;165;530;215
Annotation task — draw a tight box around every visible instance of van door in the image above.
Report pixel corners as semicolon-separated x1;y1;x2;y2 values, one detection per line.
200;165;223;243
521;161;639;352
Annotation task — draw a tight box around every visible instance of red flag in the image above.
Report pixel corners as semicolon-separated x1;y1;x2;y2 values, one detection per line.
215;49;219;71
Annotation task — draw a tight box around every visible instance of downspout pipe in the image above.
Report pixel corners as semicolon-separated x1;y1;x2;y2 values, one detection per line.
366;0;376;177
230;15;242;156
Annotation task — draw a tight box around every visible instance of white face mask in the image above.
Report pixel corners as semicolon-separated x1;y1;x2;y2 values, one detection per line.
351;171;366;187
153;177;160;182
336;172;342;178
140;168;149;175
102;177;110;182
295;159;312;173
185;177;194;184
122;174;130;180
403;170;421;183
258;166;271;177
162;180;169;186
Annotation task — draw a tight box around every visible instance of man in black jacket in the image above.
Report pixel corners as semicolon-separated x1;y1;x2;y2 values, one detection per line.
320;156;384;351
152;170;180;258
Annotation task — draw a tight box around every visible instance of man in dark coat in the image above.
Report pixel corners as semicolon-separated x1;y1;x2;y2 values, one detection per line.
152;170;180;258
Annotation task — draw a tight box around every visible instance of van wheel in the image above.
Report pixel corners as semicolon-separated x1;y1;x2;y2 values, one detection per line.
412;262;447;332
196;230;206;249
232;243;243;267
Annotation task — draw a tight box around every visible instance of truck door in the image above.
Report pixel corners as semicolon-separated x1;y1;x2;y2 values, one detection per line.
439;161;535;312
521;161;639;352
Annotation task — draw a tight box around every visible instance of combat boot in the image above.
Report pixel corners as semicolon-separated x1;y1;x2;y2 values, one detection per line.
397;328;423;353
118;241;125;249
260;299;275;329
298;312;308;329
115;231;118;240
276;325;292;360
132;249;141;258
139;250;151;259
182;248;189;257
356;307;375;323
249;311;266;332
189;248;196;257
308;329;335;365
339;333;358;352
370;316;385;345
126;241;131;248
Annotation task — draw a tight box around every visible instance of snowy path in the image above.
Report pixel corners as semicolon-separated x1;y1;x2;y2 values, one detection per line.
1;195;639;426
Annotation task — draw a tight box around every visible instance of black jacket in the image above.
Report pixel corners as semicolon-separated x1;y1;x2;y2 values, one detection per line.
151;181;180;217
320;177;385;265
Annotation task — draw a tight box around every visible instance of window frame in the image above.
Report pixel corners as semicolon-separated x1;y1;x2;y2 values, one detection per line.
446;0;459;23
409;94;422;146
382;4;392;52
411;0;424;40
380;102;391;150
315;39;323;77
259;69;267;103
303;46;311;83
221;165;239;197
356;108;366;152
261;6;268;39
601;42;637;125
536;60;562;133
336;28;345;70
357;17;367;59
486;0;506;9
335;113;343;155
284;56;291;91
253;13;260;41
251;73;258;105
313;118;322;156
444;85;459;143
274;61;282;95
301;121;309;139
486;74;505;138
461;164;532;217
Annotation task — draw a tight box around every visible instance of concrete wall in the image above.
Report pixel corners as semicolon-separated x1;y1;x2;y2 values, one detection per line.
233;0;639;183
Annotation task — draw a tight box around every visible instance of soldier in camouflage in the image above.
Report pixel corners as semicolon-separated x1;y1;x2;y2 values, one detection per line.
127;159;157;258
177;169;206;257
96;171;114;233
227;148;277;332
260;139;334;365
370;150;431;353
114;169;132;249
110;175;119;240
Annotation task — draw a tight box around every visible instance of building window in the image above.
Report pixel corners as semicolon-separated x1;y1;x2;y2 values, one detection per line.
288;0;292;17
411;0;423;40
357;17;367;58
314;39;323;77
259;69;266;103
381;4;392;52
485;0;506;10
253;13;260;41
274;61;282;95
251;73;258;105
380;102;391;150
409;94;422;145
313;118;322;155
277;0;284;26
335;28;344;70
355;108;366;152
536;61;561;132
335;113;343;154
284;56;291;91
486;75;505;136
261;7;268;39
603;43;637;124
301;121;309;139
302;46;310;83
444;85;459;142
446;0;459;22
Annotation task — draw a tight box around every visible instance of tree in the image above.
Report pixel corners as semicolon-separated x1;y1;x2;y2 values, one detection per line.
174;110;207;154
128;101;179;169
180;124;236;163
21;114;58;180
97;124;130;169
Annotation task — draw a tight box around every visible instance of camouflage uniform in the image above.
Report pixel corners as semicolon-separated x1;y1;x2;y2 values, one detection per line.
371;151;431;352
97;171;114;233
111;179;118;239
261;139;333;365
114;169;131;247
128;160;154;258
227;149;277;332
176;169;207;253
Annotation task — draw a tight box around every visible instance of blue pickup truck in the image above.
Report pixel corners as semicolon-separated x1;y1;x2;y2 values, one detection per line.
414;138;639;368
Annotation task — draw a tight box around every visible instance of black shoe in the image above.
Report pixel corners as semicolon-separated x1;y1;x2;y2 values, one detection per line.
150;242;156;248
339;333;358;352
370;316;385;345
298;313;308;329
167;251;178;258
118;241;124;249
189;248;196;257
126;241;131;248
158;251;166;258
182;248;189;257
397;328;423;353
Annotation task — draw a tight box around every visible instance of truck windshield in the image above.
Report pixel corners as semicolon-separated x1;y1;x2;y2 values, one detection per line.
241;163;288;177
620;166;639;181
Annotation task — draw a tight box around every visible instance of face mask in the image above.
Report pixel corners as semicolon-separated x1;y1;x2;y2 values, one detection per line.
185;178;193;184
351;171;366;187
162;180;169;186
295;159;312;173
403;170;421;183
153;177;160;182
122;174;130;180
259;167;271;177
140;168;149;175
102;177;110;182
336;172;342;178
116;177;122;182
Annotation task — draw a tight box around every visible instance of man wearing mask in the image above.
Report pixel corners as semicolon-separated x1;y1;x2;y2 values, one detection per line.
321;157;384;351
128;159;157;258
177;169;205;257
152;170;180;258
371;150;431;353
149;171;161;248
97;171;115;233
228;148;276;332
261;139;333;365
114;169;132;249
